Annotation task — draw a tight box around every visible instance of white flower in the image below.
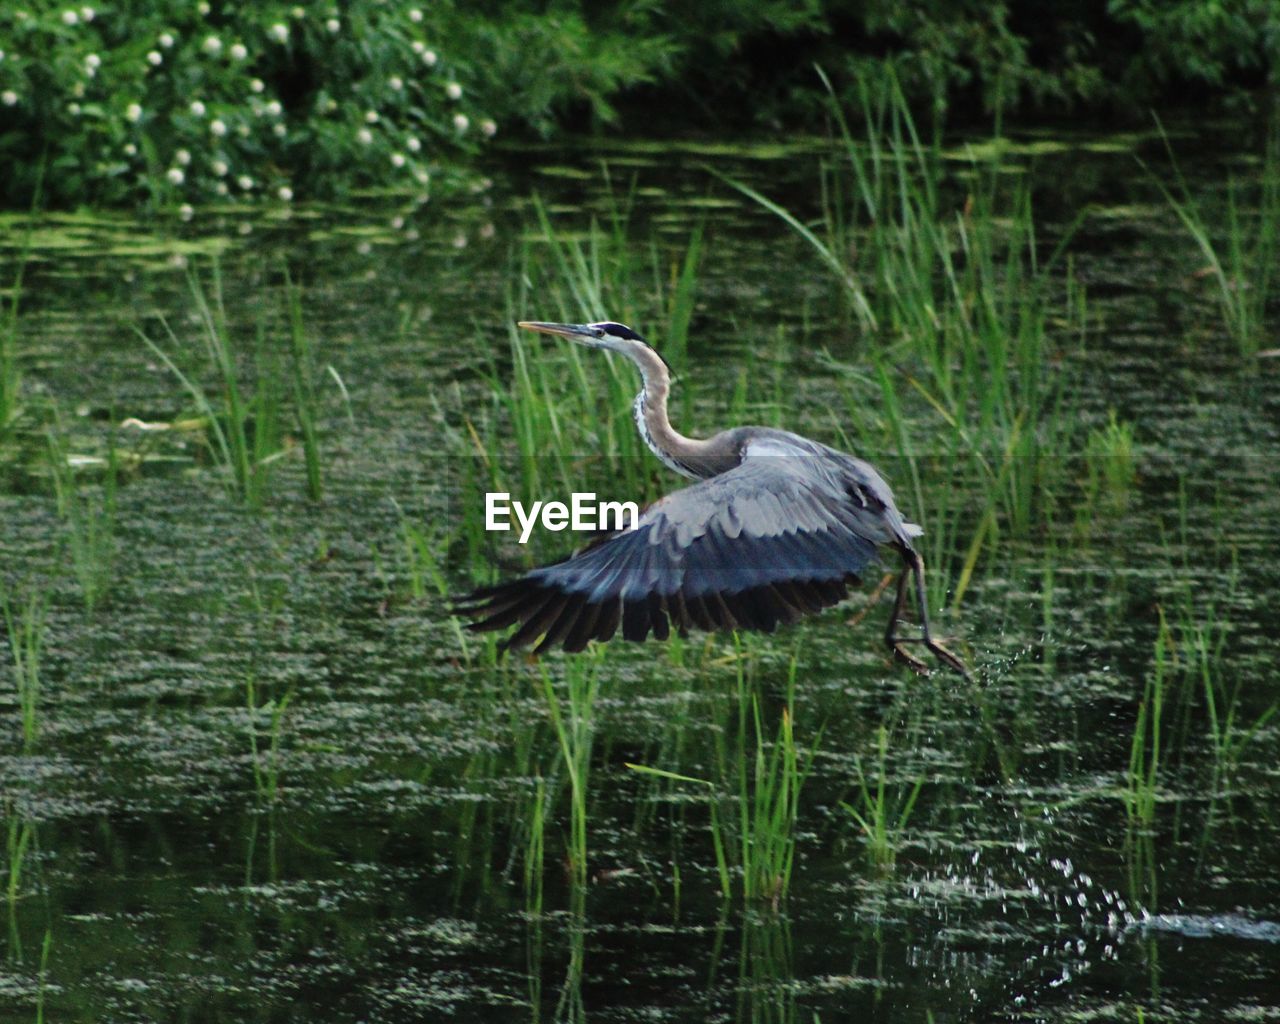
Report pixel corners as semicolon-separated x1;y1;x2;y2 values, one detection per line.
216;182;229;196
230;42;248;61
272;123;286;137
212;159;228;176
291;5;304;18
123;142;137;155
198;1;210;14
250;78;265;93
159;32;174;49
126;102;142;122
85;53;101;69
269;23;288;43
406;136;421;153
0;91;14;107
80;5;95;21
265;99;282;116
175;148;191;166
409;8;423;22
202;35;222;55
411;40;425;54
72;82;85;97
357;128;373;145
61;9;78;25
68;102;81;115
389;76;403;90
414;169;430;185
452;233;467;249
238;174;253;190
237;123;250;137
480;118;496;138
326;18;339;33
210;119;227;137
452;113;468;132
479;222;495;240
190;100;205;116
421;49;437;67
0;50;6;63
179;204;194;221
147;50;162;66
364;110;379;124
166;168;184;185
445;81;462;100
391;152;405;167
277;185;293;201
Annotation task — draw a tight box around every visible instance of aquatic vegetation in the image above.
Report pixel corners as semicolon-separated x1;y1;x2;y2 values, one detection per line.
47;424;119;613
284;271;325;503
245;668;292;807
842;724;926;870
1;581;48;752
540;654;602;891
140;266;339;507
1125;609;1170;836
1077;410;1137;530
1147;115;1280;356
716;644;815;907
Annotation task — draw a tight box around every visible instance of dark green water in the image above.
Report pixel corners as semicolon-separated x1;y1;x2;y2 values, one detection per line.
2;127;1279;1022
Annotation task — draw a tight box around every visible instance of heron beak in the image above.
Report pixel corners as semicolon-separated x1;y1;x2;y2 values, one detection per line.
517;321;597;343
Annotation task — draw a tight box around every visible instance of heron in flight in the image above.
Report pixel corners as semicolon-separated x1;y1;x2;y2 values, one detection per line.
460;321;969;678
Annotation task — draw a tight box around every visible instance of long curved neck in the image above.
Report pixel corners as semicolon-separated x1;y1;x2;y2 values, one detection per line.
616;341;715;479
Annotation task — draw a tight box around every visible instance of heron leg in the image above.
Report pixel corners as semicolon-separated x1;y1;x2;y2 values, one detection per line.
885;549;973;681
884;564;930;675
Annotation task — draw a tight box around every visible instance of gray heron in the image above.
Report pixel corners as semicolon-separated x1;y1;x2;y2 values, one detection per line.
459;320;970;678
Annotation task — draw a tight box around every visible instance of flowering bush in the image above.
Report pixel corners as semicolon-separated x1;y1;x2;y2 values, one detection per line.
0;0;497;206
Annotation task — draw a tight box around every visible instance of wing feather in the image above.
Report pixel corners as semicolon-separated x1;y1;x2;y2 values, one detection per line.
461;435;914;652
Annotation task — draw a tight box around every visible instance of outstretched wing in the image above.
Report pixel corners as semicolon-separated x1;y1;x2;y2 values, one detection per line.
458;436;917;654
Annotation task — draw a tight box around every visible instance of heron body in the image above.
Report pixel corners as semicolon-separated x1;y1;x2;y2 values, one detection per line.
460;321;969;678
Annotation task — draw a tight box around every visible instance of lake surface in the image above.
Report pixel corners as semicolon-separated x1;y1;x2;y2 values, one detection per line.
2;124;1279;1022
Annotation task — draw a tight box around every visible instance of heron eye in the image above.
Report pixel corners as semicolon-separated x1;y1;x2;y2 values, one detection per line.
593;328;605;338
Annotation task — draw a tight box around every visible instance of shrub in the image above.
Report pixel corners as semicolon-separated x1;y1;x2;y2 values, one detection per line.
0;0;496;207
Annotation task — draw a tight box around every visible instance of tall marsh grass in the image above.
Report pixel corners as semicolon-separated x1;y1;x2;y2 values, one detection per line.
730;68;1085;611
140;266;334;508
48;425;120;614
1148;115;1280;356
1;582;49;752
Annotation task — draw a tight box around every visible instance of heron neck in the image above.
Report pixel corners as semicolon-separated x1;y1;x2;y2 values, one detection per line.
625;344;710;479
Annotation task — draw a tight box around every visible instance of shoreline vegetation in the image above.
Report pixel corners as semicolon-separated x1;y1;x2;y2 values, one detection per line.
0;0;1277;209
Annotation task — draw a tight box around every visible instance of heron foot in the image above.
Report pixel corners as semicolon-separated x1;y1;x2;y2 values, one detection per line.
889;635;973;681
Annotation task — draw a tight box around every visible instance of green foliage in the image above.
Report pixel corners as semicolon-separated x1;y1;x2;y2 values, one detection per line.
0;0;495;206
1109;0;1280;95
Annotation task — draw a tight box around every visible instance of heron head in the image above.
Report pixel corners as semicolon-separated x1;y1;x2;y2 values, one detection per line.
517;320;673;379
517;320;648;351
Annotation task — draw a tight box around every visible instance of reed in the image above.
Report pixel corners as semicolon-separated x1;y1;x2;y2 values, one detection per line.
540;654;602;890
1;582;49;752
284;269;325;503
48;424;119;613
1125;608;1169;835
141;266;338;507
842;724;926;870
245;667;292;806
1148;114;1280;356
726;643;815;907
